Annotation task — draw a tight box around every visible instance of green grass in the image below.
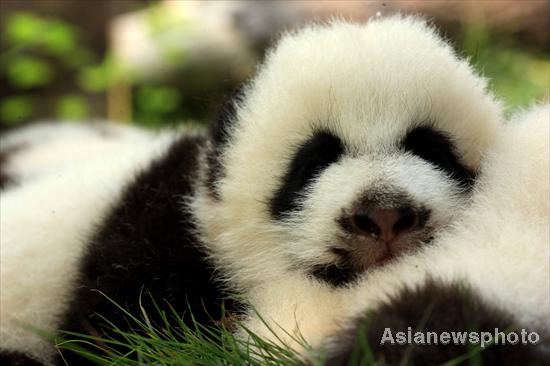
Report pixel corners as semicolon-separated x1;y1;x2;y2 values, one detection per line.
52;293;499;366
55;294;309;366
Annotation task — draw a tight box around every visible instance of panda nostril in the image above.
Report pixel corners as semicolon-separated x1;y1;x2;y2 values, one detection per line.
353;213;381;237
348;205;424;241
393;209;418;234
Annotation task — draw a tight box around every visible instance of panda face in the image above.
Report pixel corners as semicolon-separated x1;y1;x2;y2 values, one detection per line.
195;16;501;289
272;126;473;285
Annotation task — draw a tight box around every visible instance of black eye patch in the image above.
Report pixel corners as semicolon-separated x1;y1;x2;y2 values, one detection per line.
270;131;344;219
402;126;475;189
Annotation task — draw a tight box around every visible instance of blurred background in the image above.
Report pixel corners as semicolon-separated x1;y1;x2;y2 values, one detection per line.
0;0;548;131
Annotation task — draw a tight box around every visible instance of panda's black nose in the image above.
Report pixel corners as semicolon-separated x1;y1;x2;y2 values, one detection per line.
352;206;420;242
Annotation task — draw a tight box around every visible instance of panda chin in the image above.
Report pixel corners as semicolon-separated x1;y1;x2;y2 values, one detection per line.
309;258;397;287
310;263;359;287
308;250;388;287
312;234;435;287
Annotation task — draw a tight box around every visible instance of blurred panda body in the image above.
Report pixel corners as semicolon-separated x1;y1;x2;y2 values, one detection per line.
0;122;158;189
0;16;508;365
0;129;241;365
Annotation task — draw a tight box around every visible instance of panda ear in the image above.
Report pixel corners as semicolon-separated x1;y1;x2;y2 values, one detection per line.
206;87;244;200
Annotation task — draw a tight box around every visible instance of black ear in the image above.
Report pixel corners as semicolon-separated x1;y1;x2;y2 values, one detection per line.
206;88;244;200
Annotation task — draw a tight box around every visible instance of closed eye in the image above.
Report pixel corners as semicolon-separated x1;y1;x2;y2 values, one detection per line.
401;126;475;189
270;131;344;219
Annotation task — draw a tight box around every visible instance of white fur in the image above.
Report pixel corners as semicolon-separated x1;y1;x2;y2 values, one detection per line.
0;131;177;363
0;122;157;186
242;104;550;353
194;16;502;292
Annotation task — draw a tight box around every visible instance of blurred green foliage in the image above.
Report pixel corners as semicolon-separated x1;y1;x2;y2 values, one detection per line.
2;12;94;125
0;95;34;123
5;56;54;88
134;85;183;127
1;10;186;127
56;95;89;120
462;16;549;114
5;12;75;51
1;10;548;128
77;58;117;93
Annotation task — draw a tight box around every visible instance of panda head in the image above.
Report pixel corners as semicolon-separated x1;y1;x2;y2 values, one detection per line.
195;16;502;288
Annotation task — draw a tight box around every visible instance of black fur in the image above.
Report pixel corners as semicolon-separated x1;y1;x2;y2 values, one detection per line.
402;126;475;189
57;136;241;364
0;145;23;190
0;351;43;366
206;88;244;200
270;131;344;219
324;280;547;365
310;262;358;288
0;150;14;190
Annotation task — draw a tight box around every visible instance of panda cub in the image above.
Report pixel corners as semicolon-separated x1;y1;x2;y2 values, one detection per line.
322;104;550;364
244;105;549;364
0;16;501;365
